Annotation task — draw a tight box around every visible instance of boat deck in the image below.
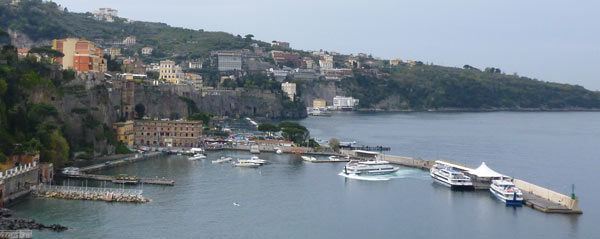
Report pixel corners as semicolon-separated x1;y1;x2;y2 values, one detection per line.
521;191;581;214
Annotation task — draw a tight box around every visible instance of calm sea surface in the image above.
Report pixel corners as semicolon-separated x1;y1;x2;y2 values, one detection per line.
12;112;600;238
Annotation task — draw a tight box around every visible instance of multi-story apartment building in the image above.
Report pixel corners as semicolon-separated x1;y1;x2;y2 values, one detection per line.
333;96;359;110
389;58;403;66
271;51;300;66
123;36;136;46
106;47;121;60
133;119;203;148
188;60;203;69
159;60;184;84
281;82;296;101
113;120;135;146
213;51;243;72
141;47;153;55
52;38;107;72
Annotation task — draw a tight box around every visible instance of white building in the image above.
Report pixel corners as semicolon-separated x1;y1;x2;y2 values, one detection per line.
93;8;118;22
319;55;334;71
214;51;242;71
123;36;136;46
141;47;153;55
269;68;289;82
188;61;203;69
281;82;296;101
333;96;359;110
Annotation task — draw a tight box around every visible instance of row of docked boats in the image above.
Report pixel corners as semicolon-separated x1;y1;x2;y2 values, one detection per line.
429;162;523;206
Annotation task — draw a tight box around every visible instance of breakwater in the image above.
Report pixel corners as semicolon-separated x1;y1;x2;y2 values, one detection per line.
78;152;163;173
34;186;150;203
63;173;175;186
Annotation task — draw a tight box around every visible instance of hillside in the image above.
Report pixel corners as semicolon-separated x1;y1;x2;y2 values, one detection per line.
336;64;600;111
0;0;266;60
2;0;600;112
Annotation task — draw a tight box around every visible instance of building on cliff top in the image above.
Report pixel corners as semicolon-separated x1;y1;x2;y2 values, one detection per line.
159;60;184;84
52;38;107;72
281;82;296;102
132;119;204;148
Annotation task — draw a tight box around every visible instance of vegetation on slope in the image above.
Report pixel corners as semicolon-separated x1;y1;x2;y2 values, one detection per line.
0;0;266;60
341;64;600;110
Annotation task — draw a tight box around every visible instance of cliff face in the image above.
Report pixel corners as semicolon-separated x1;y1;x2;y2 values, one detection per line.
298;81;348;107
133;85;307;120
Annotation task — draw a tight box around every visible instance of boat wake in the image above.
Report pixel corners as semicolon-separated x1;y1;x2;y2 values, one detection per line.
338;169;424;181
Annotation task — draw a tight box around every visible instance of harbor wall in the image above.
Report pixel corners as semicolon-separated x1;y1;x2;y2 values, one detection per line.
1;164;39;206
513;179;580;211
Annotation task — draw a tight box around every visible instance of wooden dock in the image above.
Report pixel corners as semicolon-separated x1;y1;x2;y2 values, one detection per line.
63;173;175;186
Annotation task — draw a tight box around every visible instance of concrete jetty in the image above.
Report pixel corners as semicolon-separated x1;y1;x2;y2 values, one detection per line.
340;149;582;214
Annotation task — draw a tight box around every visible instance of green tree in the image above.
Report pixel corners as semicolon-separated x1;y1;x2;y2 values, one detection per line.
258;123;279;137
40;130;69;166
278;121;309;144
329;138;340;153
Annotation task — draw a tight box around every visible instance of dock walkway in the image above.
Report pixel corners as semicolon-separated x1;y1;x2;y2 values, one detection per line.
64;173;175;186
521;191;577;213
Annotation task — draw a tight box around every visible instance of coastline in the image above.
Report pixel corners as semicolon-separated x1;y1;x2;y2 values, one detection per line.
355;107;600;113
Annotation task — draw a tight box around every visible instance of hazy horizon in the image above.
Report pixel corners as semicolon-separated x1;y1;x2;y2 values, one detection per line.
53;0;600;91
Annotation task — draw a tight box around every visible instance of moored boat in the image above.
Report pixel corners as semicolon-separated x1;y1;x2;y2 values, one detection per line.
490;179;524;206
429;164;474;190
212;157;233;164
188;154;206;161
234;161;261;168
301;156;317;162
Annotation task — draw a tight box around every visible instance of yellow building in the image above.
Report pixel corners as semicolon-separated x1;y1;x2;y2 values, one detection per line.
159;60;184;84
113;121;135;146
389;58;403;66
313;98;326;108
52;38;106;72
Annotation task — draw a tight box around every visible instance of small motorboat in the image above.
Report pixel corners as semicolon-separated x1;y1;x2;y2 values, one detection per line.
188;154;206;161
301;156;316;162
234;161;260;168
212;157;233;164
275;148;283;154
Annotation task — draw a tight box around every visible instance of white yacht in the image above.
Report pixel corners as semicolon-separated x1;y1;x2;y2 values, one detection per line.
275;148;283;154
234;162;260;168
212;157;233;164
490;179;524;206
301;156;317;162
429;164;474;190
237;156;267;165
188;154;206;161
343;160;399;176
61;167;80;175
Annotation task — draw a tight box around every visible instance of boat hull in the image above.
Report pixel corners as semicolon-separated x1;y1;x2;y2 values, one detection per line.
431;173;474;190
490;188;523;206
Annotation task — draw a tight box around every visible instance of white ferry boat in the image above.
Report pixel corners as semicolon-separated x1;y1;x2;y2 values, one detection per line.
429;164;474;190
343;160;399;176
188;154;206;161
212;157;233;164
490;179;524;206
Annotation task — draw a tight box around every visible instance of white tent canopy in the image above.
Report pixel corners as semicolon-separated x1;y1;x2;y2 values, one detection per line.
468;162;505;178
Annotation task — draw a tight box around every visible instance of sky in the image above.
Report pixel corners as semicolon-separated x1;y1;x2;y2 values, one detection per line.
53;0;600;90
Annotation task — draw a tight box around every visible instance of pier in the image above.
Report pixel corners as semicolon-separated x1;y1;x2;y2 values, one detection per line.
341;149;583;214
63;173;175;186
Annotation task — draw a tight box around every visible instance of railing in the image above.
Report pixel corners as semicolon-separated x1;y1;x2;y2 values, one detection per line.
39;185;143;196
0;162;37;179
0;230;32;239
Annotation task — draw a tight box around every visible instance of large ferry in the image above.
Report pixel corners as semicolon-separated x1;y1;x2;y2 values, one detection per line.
343;160;399;176
429;164;474;190
489;180;524;206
